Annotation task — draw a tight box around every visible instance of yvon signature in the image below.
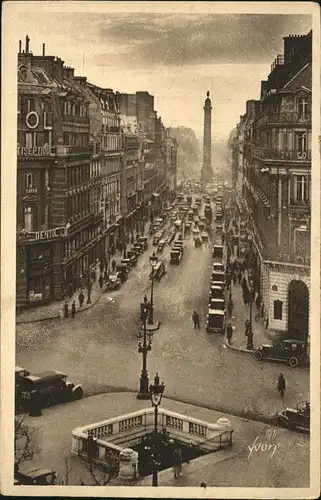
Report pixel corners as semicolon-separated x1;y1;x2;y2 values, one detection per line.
248;429;279;460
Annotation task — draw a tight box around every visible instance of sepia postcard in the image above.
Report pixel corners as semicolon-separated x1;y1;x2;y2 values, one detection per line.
1;1;320;498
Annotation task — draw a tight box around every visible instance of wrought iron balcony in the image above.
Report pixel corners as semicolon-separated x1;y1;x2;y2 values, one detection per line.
55;145;93;156
257;112;311;127
252;148;311;162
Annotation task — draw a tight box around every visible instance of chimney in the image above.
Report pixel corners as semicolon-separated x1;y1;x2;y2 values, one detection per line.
25;35;30;54
42;43;45;56
19;40;22;53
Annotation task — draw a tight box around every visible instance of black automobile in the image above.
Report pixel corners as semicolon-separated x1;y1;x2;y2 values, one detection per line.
115;263;129;282
15;466;57;485
17;370;83;411
254;339;309;367
278;401;310;433
126;251;138;265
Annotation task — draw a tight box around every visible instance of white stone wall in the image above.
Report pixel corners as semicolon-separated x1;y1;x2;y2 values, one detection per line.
265;266;310;337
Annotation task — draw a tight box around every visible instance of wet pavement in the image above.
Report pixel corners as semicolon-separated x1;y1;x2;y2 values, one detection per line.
16;202;309;421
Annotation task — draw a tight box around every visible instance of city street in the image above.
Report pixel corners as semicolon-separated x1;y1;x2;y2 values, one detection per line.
16;208;309;420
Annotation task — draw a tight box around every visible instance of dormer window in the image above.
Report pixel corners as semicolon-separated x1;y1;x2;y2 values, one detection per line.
298;97;308;119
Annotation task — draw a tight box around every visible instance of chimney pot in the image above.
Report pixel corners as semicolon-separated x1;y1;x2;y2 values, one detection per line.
19;40;22;53
25;34;30;54
42;43;45;56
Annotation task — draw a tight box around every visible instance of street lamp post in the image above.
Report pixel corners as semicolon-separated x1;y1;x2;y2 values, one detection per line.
137;303;153;400
149;373;165;487
148;252;158;325
247;271;254;349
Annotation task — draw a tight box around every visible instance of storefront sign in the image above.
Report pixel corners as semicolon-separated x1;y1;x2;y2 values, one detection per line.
19;226;67;242
17;144;53;156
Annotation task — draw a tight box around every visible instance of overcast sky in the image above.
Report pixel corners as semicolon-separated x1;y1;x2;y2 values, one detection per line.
14;8;312;143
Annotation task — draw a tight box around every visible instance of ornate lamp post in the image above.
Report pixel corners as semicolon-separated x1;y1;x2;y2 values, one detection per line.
247;271;254;349
137;303;154;399
149;373;165;487
148;252;158;325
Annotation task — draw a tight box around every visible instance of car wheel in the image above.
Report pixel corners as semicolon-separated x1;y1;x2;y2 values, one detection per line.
254;350;263;360
74;387;83;400
288;356;299;367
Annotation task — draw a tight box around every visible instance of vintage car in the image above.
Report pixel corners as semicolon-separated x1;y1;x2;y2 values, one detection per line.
105;274;121;291
278;401;310;433
115;263;129;282
216;225;223;235
126;251;138;265
170;249;182;264
209;285;225;300
157;239;166;253
215;212;223;223
254;339;309;367
15;366;30;385
167;230;176;244
121;258;133;271
184;221;192;234
209;298;225;312
133;242;144;254
212;245;224;260
211;271;225;284
137;236;148;250
15;466;57;485
213;262;225;273
206;309;225;334
201;232;209;242
17;370;83;410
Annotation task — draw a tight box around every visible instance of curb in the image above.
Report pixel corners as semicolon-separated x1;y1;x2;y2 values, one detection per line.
224;338;254;354
16;290;104;325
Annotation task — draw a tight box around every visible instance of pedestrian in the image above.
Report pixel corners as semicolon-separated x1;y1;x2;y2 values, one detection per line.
78;290;84;308
172;446;183;479
63;301;69;318
247;329;254;350
265;315;269;329
68;282;73;299
227;300;233;318
144;294;148;304
244;319;250;336
278;373;286;398
232;272;236;286
111;259;116;273
192;310;200;329
226;322;233;344
99;274;104;289
238;269;242;284
71;300;76;318
221;233;225;244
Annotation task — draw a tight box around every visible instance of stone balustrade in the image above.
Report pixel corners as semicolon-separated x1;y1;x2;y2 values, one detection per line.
71;407;233;463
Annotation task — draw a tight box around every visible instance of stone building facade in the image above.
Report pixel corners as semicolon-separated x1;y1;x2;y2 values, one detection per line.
16;37;103;307
234;30;312;342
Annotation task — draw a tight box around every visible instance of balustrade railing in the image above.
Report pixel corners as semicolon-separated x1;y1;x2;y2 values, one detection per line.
72;408;234;461
257;112;311;126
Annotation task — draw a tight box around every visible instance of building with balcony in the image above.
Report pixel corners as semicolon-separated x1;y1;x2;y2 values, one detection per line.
86;83;123;255
238;30;312;342
16;37;102;308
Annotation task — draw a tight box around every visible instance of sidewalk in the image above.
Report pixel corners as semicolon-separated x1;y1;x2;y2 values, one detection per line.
17;392;309;488
15;224;157;325
224;274;280;353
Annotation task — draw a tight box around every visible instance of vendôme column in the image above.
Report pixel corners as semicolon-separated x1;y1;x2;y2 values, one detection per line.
201;90;214;184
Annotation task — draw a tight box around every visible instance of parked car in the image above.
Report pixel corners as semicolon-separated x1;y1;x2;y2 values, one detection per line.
127;251;138;265
151;260;166;281
254;339;309;367
201;232;209;242
194;235;202;247
209;285;224;300
17;370;83;410
206;309;225;333
278;401;310;433
115;263;129;282
133;242;144;254
209;298;225;311
137;236;148;250
211;271;225;284
105;274;121;291
212;245;224;260
213;262;225;273
153;233;162;246
121;258;133;271
216;225;223;235
15;467;57;485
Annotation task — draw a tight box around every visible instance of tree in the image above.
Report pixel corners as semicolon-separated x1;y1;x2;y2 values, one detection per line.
14;415;40;468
